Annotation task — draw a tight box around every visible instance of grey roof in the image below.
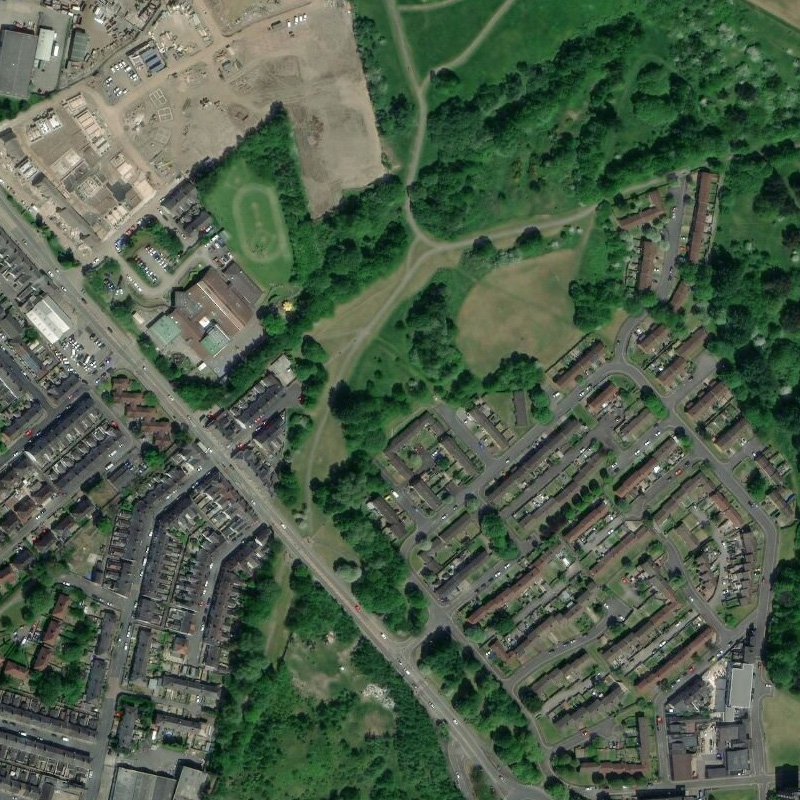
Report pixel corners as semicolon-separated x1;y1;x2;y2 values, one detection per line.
68;28;89;62
728;663;754;709
0;29;36;100
725;747;749;775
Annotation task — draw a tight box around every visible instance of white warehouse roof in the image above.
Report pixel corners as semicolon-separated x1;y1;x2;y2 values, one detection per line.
26;296;71;343
35;28;57;63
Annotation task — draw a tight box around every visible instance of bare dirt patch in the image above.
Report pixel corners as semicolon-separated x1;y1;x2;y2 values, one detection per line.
108;0;381;216
206;0;303;34
456;250;583;373
746;0;800;30
230;3;384;215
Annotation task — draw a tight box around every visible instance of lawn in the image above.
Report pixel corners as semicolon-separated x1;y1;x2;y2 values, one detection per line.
200;158;291;289
777;527;797;562
456;249;583;374
261;551;293;665
709;788;758;800
764;688;800;769
400;0;506;78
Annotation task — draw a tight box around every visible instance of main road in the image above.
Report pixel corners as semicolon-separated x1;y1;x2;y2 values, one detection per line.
0;195;545;799
0;179;779;800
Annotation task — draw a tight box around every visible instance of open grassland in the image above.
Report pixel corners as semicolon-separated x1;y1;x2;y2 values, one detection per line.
200;158;291;289
400;0;506;77
456;249;583;374
709;788;759;800
764;689;800;769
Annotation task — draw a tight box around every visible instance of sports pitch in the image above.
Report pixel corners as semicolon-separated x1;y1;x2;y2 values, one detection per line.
201;160;293;289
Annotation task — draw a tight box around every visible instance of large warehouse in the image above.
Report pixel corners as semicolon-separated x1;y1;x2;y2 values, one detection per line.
0;27;37;100
26;296;72;344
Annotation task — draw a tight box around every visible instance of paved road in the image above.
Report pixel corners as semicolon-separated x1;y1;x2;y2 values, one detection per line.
0;199;542;800
0;151;781;800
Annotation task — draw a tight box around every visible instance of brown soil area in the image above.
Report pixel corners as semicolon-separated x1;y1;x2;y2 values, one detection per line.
746;0;800;30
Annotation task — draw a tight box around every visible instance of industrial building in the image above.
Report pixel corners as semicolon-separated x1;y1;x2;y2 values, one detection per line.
0;8;72;99
0;27;38;99
25;296;72;344
68;28;90;62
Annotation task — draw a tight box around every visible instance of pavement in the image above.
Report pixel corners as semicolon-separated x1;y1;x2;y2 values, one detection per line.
0;178;783;800
0;197;546;800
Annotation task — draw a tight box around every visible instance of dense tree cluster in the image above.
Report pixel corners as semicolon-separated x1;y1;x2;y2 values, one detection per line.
483;352;551;422
764;557;800;693
210;551;460;800
411;3;800;238
353;16;414;144
311;453;419;632
683;239;800;464
418;628;542;784
479;507;518;560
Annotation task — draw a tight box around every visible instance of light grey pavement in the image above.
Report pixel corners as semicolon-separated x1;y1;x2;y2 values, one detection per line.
0;167;783;800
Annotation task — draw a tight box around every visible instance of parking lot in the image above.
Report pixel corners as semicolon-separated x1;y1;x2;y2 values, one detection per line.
54;326;113;386
102;58;140;105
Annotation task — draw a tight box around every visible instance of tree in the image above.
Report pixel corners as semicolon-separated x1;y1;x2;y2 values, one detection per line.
483;352;543;394
479;507;519;559
141;443;167;472
745;468;768;503
22;579;52;618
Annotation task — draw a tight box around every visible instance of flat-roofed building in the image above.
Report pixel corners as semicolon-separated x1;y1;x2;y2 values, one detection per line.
34;29;57;64
25;296;72;344
727;663;754;709
0;28;37;100
68;28;90;62
110;767;176;800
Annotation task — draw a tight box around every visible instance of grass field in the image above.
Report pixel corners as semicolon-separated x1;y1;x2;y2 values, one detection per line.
200;159;292;289
777;527;797;562
261;552;293;665
764;688;800;768
709;788;758;800
400;0;506;77
456;249;583;374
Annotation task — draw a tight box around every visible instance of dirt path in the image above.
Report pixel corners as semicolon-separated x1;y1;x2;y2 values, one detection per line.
397;0;468;12
437;0;519;72
296;0;595;514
